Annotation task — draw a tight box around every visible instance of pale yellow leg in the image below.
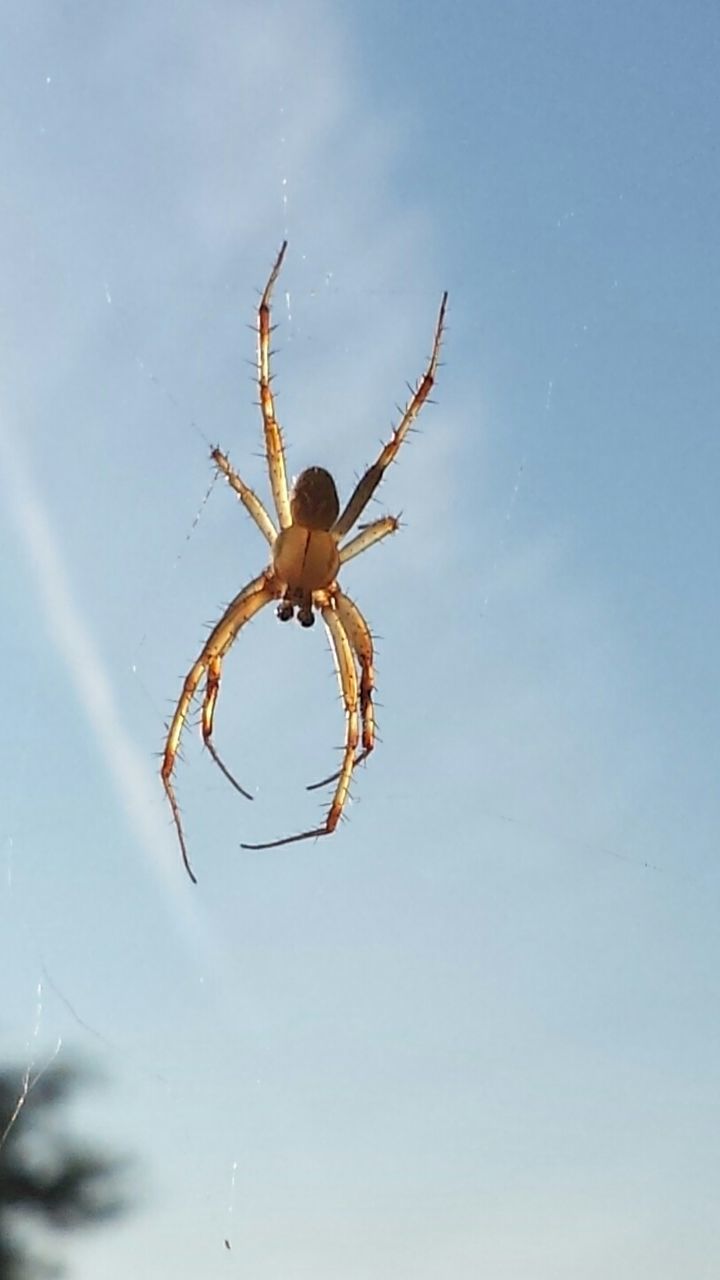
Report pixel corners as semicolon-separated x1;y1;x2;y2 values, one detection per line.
241;601;359;850
258;242;292;530
333;292;448;538
338;514;399;566
212;448;277;546
307;589;375;792
161;573;276;882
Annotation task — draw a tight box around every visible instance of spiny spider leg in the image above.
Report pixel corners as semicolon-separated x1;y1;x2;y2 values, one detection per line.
338;514;399;566
201;656;254;799
161;573;277;882
241;603;359;850
307;590;375;791
258;242;292;530
332;291;448;539
211;447;277;546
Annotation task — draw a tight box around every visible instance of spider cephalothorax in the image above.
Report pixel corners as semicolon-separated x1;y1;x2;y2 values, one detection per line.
161;242;447;881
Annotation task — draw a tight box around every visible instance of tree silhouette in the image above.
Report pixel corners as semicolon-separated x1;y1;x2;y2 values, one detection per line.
0;1062;129;1279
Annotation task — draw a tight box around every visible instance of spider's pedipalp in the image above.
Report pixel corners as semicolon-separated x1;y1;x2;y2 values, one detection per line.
332;291;448;540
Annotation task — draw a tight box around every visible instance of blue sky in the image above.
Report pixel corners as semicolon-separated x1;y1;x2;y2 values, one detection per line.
1;2;719;1276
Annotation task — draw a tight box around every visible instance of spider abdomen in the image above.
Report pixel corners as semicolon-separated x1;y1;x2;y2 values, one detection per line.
272;524;340;593
290;466;340;531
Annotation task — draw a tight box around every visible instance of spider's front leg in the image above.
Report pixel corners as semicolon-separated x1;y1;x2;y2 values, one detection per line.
307;590;376;791
161;572;278;882
241;596;360;851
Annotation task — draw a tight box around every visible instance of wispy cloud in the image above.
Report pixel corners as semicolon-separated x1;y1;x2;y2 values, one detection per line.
0;416;215;950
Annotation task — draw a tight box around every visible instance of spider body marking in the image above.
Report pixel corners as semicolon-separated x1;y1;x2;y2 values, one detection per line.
161;242;447;881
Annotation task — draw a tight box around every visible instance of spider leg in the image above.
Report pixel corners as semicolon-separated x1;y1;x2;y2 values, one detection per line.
258;242;292;531
211;448;277;546
307;590;375;790
201;656;254;799
339;514;399;566
332;292;448;540
161;572;277;881
241;601;359;850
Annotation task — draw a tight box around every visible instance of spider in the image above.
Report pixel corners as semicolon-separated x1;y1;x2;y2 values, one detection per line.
161;242;447;882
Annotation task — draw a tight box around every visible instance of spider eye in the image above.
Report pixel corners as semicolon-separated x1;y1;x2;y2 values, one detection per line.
291;467;340;531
